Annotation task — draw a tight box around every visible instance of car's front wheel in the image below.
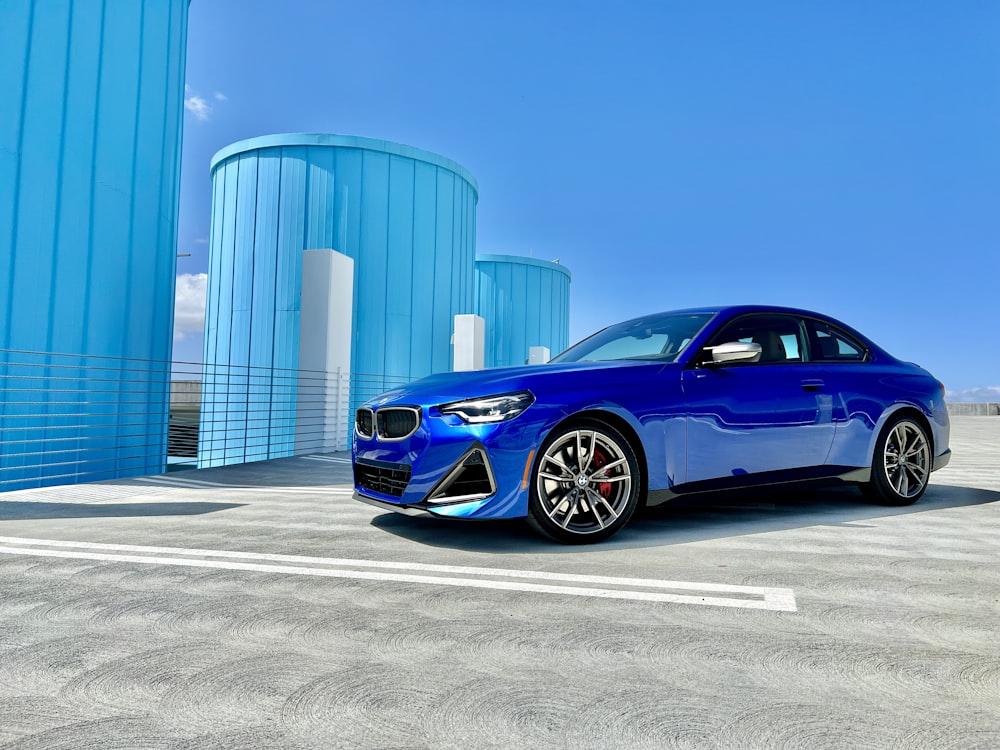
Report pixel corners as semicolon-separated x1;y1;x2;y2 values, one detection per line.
864;415;931;506
527;419;641;544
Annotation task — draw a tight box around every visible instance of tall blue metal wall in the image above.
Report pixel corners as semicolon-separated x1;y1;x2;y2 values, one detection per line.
201;134;478;466
0;0;190;489
475;254;571;368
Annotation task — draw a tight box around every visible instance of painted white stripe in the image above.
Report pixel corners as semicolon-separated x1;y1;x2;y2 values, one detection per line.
0;546;792;610
133;477;354;495
302;455;352;464
0;537;797;611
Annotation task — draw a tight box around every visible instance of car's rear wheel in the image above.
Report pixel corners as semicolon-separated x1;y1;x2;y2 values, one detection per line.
527;419;641;544
864;415;931;506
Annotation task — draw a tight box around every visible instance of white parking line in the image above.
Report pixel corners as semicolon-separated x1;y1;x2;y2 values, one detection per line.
133;477;355;495
0;537;797;611
302;455;352;464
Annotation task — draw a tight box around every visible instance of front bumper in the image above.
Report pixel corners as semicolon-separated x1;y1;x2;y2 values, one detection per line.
354;493;434;517
354;441;502;519
352;410;539;520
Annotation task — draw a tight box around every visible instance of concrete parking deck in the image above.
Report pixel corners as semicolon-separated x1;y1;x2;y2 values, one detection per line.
0;417;998;749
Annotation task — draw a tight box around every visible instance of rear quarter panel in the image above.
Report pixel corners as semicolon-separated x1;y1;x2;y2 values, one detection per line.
824;362;949;467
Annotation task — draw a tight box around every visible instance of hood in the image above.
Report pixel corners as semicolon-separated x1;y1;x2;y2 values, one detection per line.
364;360;670;408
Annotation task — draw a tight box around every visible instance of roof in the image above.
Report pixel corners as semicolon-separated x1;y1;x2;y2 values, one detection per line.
210;133;479;195
616;305;869;341
475;253;572;281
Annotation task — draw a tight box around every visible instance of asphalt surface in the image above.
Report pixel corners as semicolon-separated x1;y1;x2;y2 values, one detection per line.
0;417;998;749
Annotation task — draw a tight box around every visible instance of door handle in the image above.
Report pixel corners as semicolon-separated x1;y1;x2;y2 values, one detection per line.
801;379;825;392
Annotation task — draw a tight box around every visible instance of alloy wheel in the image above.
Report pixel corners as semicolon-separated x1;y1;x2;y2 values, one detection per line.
882;420;930;499
535;428;634;535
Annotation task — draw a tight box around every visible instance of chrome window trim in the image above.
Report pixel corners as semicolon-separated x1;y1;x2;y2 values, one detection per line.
803;316;870;363
375;406;422;442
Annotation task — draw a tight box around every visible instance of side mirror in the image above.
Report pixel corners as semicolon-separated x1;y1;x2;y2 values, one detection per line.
703;341;762;366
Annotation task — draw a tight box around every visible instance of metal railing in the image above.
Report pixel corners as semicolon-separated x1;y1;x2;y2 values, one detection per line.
0;348;416;492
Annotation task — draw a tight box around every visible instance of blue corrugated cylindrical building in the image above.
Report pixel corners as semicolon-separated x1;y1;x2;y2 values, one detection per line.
201;134;478;466
475;254;572;368
0;1;190;489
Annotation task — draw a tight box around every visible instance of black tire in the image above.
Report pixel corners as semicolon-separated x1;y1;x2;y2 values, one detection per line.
526;418;641;544
863;415;931;506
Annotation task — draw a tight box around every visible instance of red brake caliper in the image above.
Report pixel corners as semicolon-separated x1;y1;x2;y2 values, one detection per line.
592;448;612;499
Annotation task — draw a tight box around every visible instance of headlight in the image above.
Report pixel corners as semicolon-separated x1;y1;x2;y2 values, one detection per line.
439;391;535;424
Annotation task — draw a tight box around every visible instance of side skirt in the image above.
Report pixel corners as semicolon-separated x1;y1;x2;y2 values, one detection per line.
646;465;872;507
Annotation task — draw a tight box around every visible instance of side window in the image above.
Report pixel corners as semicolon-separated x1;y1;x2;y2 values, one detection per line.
807;320;866;362
710;315;805;365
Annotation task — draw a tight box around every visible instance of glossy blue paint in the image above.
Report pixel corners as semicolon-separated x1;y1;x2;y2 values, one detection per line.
201;134;478;466
681;364;837;482
0;0;189;489
353;306;951;533
474;254;571;368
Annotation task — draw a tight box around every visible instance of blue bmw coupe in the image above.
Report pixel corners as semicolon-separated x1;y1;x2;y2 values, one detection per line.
353;306;951;543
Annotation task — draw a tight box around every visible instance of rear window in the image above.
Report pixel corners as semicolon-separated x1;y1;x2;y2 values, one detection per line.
807;320;866;362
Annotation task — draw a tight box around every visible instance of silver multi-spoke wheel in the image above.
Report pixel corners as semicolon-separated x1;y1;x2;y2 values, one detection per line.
866;416;931;506
528;420;640;543
882;420;930;498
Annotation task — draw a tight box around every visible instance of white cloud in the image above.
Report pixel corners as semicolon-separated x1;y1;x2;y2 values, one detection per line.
184;94;211;121
184;86;226;122
174;273;207;342
946;385;1000;403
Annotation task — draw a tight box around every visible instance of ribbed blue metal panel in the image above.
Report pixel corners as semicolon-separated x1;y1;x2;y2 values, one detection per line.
475;255;572;368
200;134;479;466
0;0;189;490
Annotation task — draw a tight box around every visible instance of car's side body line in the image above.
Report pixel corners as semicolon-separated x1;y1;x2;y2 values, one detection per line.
646;465;873;506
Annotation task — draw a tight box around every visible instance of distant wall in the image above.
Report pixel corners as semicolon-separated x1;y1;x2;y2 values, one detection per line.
171;380;202;408
946;403;1000;416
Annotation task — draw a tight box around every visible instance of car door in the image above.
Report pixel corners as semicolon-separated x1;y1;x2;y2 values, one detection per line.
680;314;837;485
801;316;876;466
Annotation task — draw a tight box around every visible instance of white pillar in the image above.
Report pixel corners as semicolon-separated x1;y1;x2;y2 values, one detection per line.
453;314;485;371
528;346;550;365
296;250;354;453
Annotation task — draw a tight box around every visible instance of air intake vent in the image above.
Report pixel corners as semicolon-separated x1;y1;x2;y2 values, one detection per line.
376;407;420;440
356;408;374;438
355;459;411;498
428;447;496;504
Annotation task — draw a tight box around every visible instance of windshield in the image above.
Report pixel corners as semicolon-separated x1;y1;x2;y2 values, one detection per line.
551;312;715;363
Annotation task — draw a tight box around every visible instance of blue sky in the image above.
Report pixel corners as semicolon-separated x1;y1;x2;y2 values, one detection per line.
176;0;999;398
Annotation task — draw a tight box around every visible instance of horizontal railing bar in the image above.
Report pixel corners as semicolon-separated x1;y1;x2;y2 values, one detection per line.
1;360;407;377
0;433;341;475
0;426;338;449
0;349;339;377
0;406;346;420
0;349;417;488
0;387;349;400
1;428;338;452
0;376;346;389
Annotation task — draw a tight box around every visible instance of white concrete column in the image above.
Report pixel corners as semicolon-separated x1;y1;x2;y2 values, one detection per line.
296;250;354;453
453;314;485;371
528;346;550;365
